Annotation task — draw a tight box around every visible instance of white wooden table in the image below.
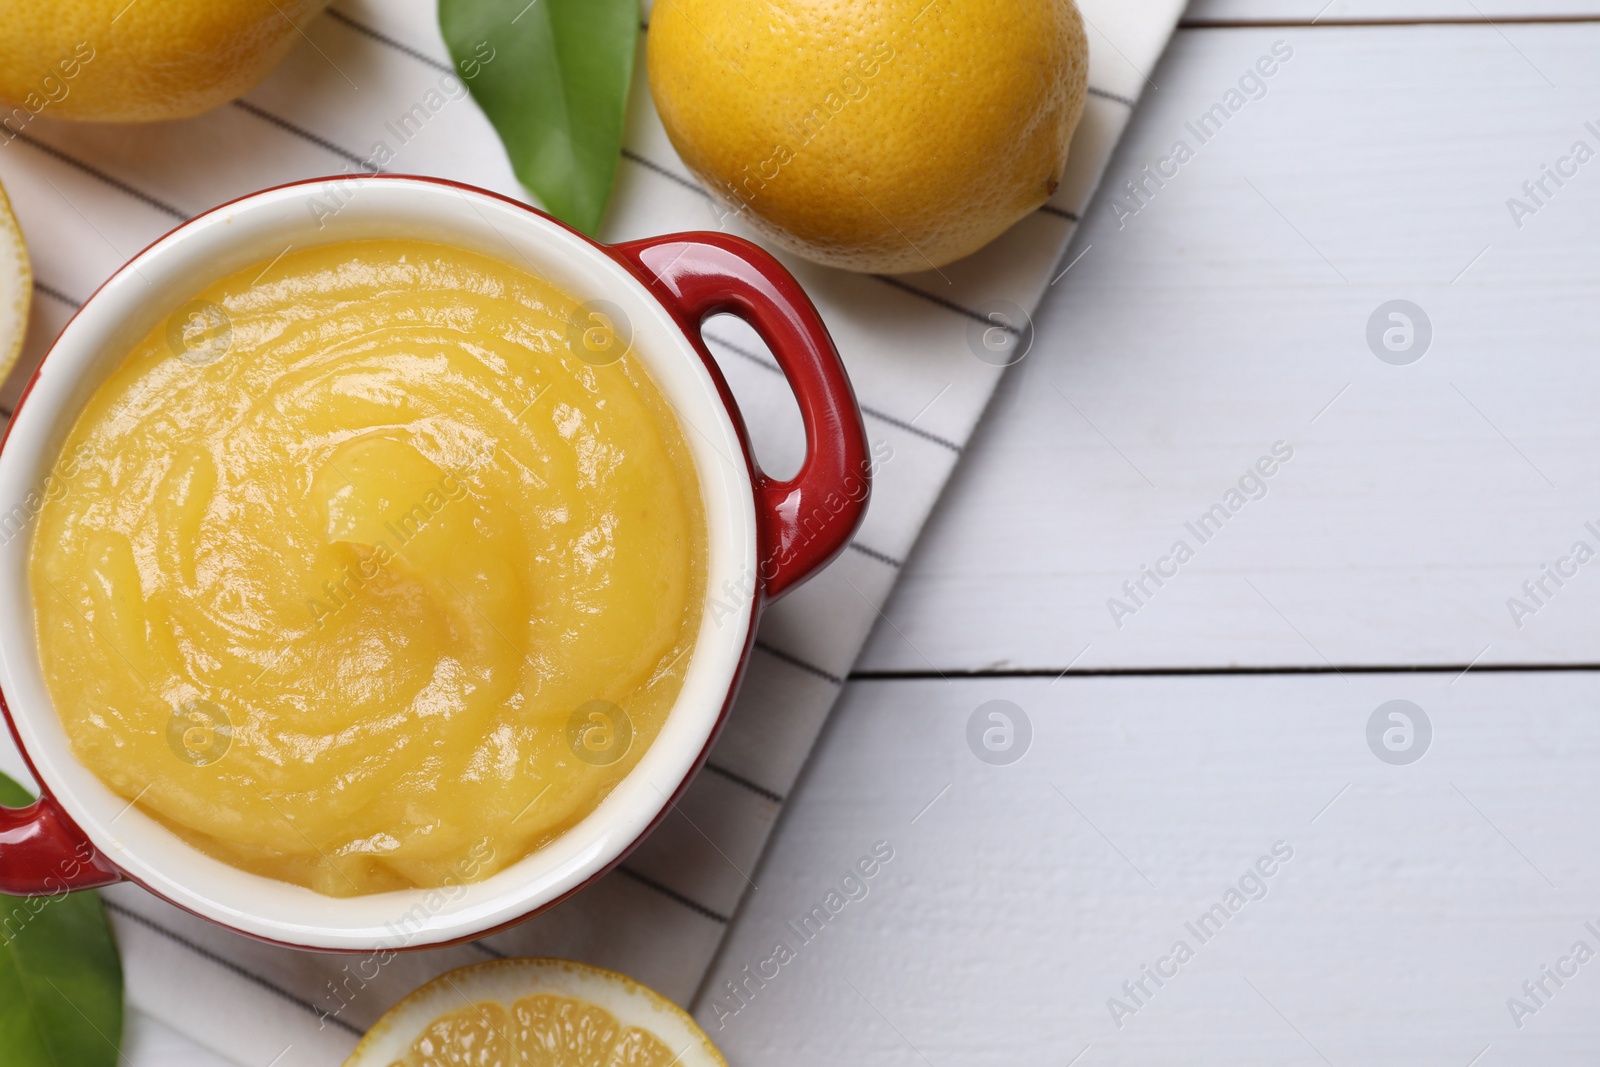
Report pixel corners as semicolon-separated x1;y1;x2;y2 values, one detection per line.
701;3;1600;1066
53;0;1600;1062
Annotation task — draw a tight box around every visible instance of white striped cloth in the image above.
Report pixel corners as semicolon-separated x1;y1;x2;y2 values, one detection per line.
0;1;1184;1063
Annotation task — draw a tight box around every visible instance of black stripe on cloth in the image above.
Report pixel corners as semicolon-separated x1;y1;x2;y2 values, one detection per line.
1039;204;1080;222
871;274;1021;336
704;761;785;805
324;8;454;76
861;404;962;454
102;900;364;1036
615;867;730;924
231;100;380;172
1088;85;1137;108
9;131;188;220
703;331;963;455
33;280;83;308
621;149;706;198
702;331;780;374
468;940;508;959
849;541;902;568
754;640;844;686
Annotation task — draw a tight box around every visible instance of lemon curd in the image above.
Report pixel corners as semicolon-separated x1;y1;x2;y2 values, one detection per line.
30;239;707;897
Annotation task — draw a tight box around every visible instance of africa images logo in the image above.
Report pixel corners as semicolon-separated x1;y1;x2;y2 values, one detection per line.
1366;700;1431;766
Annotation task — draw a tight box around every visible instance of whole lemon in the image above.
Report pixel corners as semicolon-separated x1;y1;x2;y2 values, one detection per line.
648;0;1089;274
0;0;329;124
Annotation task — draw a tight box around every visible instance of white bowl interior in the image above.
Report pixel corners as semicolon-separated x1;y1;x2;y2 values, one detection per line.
0;178;756;949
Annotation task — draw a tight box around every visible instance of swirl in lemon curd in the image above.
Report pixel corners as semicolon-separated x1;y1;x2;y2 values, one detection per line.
30;240;707;897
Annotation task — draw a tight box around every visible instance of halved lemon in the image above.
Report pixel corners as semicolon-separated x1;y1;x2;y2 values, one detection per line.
0;178;29;383
344;959;729;1067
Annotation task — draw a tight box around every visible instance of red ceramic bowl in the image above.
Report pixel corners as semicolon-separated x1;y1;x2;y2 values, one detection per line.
0;175;868;950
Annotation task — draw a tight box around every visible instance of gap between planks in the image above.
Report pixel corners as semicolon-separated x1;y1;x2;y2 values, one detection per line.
1179;14;1600;29
851;662;1600;681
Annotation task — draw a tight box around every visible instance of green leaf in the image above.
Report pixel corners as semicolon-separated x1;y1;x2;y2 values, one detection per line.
441;0;640;235
0;772;123;1067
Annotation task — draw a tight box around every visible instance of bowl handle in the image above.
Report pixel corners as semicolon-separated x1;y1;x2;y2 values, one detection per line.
613;233;871;601
0;794;120;895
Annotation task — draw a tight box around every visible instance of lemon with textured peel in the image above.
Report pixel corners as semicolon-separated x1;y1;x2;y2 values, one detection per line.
648;0;1090;273
345;959;728;1067
0;180;31;385
0;0;330;124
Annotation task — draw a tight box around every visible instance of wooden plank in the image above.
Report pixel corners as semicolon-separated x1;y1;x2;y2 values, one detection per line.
858;21;1600;672
1185;0;1600;24
702;674;1600;1063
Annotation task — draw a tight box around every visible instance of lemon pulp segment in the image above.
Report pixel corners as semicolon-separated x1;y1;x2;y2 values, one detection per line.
343;959;727;1067
390;995;679;1067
